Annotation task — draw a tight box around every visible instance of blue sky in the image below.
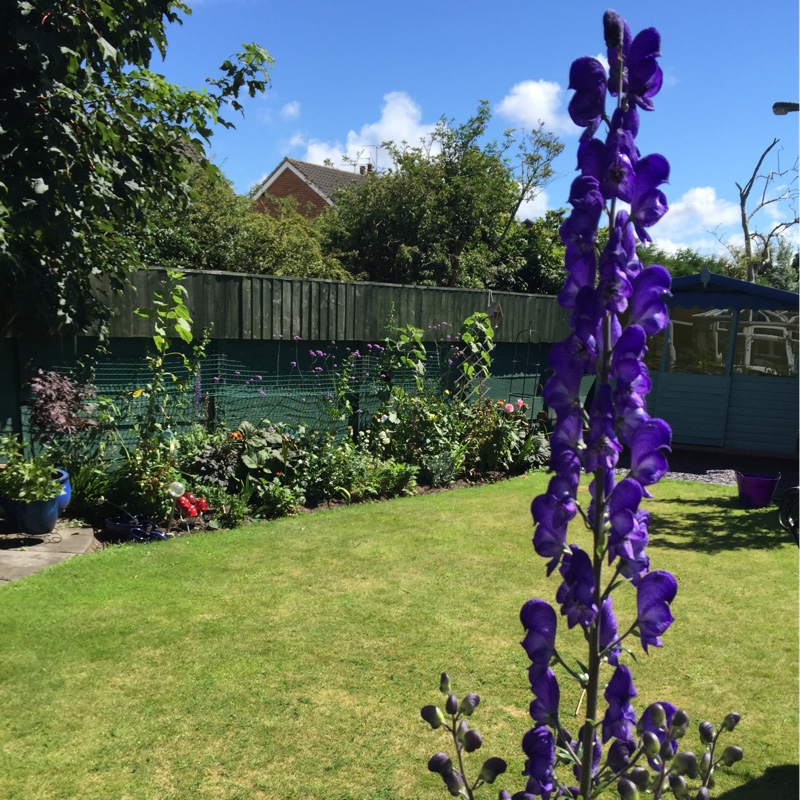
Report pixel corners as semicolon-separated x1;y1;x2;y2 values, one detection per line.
159;0;799;255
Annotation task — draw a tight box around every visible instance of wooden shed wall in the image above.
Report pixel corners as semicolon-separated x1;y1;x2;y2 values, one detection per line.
107;269;571;344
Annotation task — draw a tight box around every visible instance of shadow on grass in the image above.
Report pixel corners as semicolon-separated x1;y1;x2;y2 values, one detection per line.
648;496;791;553
717;764;799;800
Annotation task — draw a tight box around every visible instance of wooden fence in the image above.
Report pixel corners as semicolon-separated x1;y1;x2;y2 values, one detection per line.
107;269;571;343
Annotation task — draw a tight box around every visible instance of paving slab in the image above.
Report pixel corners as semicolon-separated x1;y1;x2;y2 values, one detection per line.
0;523;97;585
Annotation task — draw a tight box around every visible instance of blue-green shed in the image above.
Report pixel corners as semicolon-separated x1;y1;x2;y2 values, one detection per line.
646;268;798;455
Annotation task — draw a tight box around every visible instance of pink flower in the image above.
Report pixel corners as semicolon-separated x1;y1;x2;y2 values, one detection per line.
505;403;514;413
516;398;525;409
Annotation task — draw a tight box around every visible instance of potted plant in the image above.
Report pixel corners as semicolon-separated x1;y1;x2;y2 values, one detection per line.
0;436;64;534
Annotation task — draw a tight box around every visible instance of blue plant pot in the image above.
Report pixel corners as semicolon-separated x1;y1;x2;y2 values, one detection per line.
0;496;21;526
54;469;71;513
19;498;59;535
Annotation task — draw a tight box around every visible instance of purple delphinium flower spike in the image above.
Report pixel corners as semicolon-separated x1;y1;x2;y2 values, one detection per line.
521;726;556;799
630;153;670;244
602;665;638;743
607;478;649;565
556;546;597;629
636;570;678;651
585;383;622;473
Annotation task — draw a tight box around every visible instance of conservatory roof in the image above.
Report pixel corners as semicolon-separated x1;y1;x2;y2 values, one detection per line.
669;267;799;311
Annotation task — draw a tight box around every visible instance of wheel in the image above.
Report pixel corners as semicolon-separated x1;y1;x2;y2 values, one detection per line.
777;487;799;546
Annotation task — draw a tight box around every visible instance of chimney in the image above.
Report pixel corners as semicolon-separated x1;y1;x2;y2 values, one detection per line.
367;163;373;173
359;165;366;175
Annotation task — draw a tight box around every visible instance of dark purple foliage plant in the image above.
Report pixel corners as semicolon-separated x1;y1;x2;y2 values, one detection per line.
420;11;742;800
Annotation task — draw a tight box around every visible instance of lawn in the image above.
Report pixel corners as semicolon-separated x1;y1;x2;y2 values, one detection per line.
0;475;796;800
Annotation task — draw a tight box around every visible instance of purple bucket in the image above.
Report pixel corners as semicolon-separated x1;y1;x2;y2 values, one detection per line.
735;472;781;509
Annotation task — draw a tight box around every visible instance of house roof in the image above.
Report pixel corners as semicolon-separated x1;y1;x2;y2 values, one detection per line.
669;267;799;311
251;157;367;205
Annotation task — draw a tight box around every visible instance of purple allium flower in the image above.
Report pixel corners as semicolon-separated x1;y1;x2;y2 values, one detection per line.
602;665;638;742
520;599;557;681
521;726;556;798
636;570;678;651
529;668;560;726
556;546;597;629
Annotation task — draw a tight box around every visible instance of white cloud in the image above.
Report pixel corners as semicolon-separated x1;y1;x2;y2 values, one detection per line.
653;187;740;249
290;91;436;169
280;101;301;120
516;189;551;221
496;80;578;136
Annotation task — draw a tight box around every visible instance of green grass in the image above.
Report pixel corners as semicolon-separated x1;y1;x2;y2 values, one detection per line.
0;476;796;799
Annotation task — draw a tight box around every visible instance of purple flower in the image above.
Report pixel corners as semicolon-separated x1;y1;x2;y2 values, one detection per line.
529;668;560;726
256;375;262;380
630;418;671;487
258;389;265;396
213;376;220;382
598;597;621;665
531;492;576;573
521;726;556;799
555;546;597;629
605;737;636;773
290;361;297;368
572;723;602;785
639;701;678;764
630;266;672;335
630;154;670;243
568;57;607;138
627;27;664;110
585;383;622;473
602;665;638;743
636;570;678;651
520;599;557;681
607;478;649;564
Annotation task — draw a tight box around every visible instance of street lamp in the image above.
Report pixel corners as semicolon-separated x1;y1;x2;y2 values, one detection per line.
772;102;799;115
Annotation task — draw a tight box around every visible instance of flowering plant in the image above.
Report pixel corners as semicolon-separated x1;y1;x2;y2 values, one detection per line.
420;11;742;800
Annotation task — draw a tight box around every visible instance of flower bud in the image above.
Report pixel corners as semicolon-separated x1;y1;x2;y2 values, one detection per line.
672;709;690;737
672;751;698;779
428;752;453;774
603;10;624;48
722;712;741;732
463;729;483;753
699;751;711;774
456;718;468;743
617;777;639;800
647;703;666;727
460;693;480;716
698;722;715;744
442;770;465;797
421;705;445;729
641;731;660;756
445;693;459;715
440;672;451;694
694;788;710;800
668;774;689;799
660;738;675;760
478;756;507;784
721;745;743;766
629;767;650;789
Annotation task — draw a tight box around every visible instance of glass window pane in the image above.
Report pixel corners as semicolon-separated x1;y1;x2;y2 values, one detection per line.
732;309;799;376
667;306;731;374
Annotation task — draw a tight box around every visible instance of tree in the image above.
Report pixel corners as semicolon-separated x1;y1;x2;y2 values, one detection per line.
0;0;272;334
319;102;563;289
719;138;799;283
134;164;350;280
638;244;741;280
